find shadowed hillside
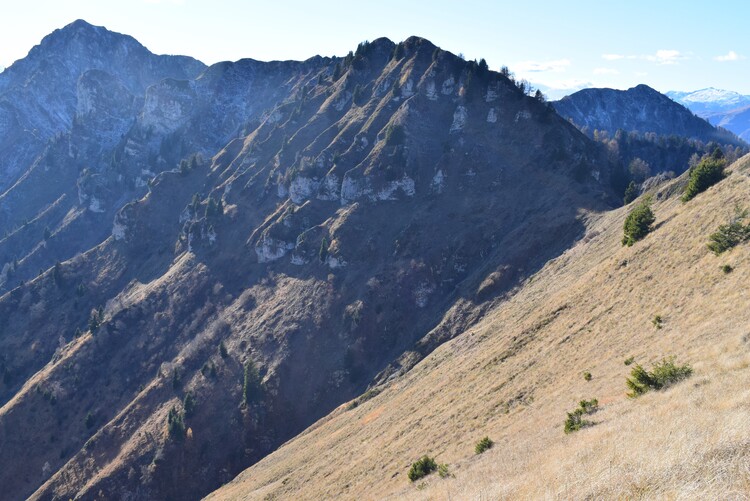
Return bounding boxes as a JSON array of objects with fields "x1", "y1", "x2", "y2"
[
  {"x1": 207, "y1": 155, "x2": 750, "y2": 500},
  {"x1": 0, "y1": 27, "x2": 614, "y2": 501}
]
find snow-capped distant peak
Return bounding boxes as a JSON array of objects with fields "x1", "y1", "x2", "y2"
[
  {"x1": 667, "y1": 87, "x2": 750, "y2": 115},
  {"x1": 682, "y1": 88, "x2": 744, "y2": 104}
]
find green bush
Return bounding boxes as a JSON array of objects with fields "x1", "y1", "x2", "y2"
[
  {"x1": 626, "y1": 357, "x2": 692, "y2": 398},
  {"x1": 624, "y1": 356, "x2": 635, "y2": 366},
  {"x1": 623, "y1": 181, "x2": 639, "y2": 204},
  {"x1": 707, "y1": 207, "x2": 750, "y2": 255},
  {"x1": 622, "y1": 199, "x2": 655, "y2": 246},
  {"x1": 167, "y1": 405, "x2": 186, "y2": 440},
  {"x1": 722, "y1": 264, "x2": 733, "y2": 274},
  {"x1": 652, "y1": 315, "x2": 663, "y2": 329},
  {"x1": 682, "y1": 154, "x2": 726, "y2": 202},
  {"x1": 408, "y1": 455, "x2": 438, "y2": 482},
  {"x1": 583, "y1": 371, "x2": 592, "y2": 381},
  {"x1": 475, "y1": 436, "x2": 494, "y2": 454},
  {"x1": 563, "y1": 398, "x2": 598, "y2": 434},
  {"x1": 437, "y1": 463, "x2": 451, "y2": 478}
]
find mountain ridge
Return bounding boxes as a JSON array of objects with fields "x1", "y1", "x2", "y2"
[
  {"x1": 666, "y1": 88, "x2": 750, "y2": 142},
  {"x1": 2, "y1": 20, "x2": 748, "y2": 501},
  {"x1": 553, "y1": 84, "x2": 743, "y2": 146},
  {"x1": 0, "y1": 22, "x2": 614, "y2": 501}
]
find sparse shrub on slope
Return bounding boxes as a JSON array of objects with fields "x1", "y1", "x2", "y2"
[
  {"x1": 437, "y1": 463, "x2": 452, "y2": 478},
  {"x1": 563, "y1": 398, "x2": 598, "y2": 434},
  {"x1": 682, "y1": 149, "x2": 727, "y2": 202},
  {"x1": 652, "y1": 315, "x2": 663, "y2": 329},
  {"x1": 408, "y1": 456, "x2": 438, "y2": 482},
  {"x1": 475, "y1": 436, "x2": 494, "y2": 454},
  {"x1": 626, "y1": 357, "x2": 692, "y2": 398},
  {"x1": 707, "y1": 206, "x2": 750, "y2": 255},
  {"x1": 622, "y1": 198, "x2": 655, "y2": 246}
]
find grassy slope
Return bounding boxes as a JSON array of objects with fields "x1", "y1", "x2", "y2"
[{"x1": 207, "y1": 155, "x2": 750, "y2": 500}]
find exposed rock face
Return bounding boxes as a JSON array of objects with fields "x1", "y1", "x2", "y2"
[
  {"x1": 0, "y1": 19, "x2": 204, "y2": 189},
  {"x1": 0, "y1": 21, "x2": 334, "y2": 295},
  {"x1": 0, "y1": 27, "x2": 615, "y2": 501},
  {"x1": 553, "y1": 84, "x2": 744, "y2": 145}
]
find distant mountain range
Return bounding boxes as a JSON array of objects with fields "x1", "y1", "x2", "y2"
[
  {"x1": 667, "y1": 88, "x2": 750, "y2": 141},
  {"x1": 552, "y1": 85, "x2": 746, "y2": 192}
]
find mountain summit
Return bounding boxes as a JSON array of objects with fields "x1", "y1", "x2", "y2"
[
  {"x1": 667, "y1": 87, "x2": 750, "y2": 113},
  {"x1": 553, "y1": 84, "x2": 743, "y2": 146},
  {"x1": 2, "y1": 19, "x2": 748, "y2": 501},
  {"x1": 0, "y1": 22, "x2": 614, "y2": 501},
  {"x1": 667, "y1": 88, "x2": 750, "y2": 142}
]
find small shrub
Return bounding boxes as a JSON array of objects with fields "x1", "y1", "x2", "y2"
[
  {"x1": 682, "y1": 154, "x2": 726, "y2": 202},
  {"x1": 84, "y1": 412, "x2": 95, "y2": 429},
  {"x1": 563, "y1": 398, "x2": 598, "y2": 434},
  {"x1": 408, "y1": 455, "x2": 437, "y2": 482},
  {"x1": 437, "y1": 463, "x2": 451, "y2": 478},
  {"x1": 622, "y1": 199, "x2": 655, "y2": 246},
  {"x1": 475, "y1": 436, "x2": 494, "y2": 454},
  {"x1": 578, "y1": 398, "x2": 598, "y2": 413},
  {"x1": 707, "y1": 206, "x2": 750, "y2": 255},
  {"x1": 583, "y1": 371, "x2": 592, "y2": 381},
  {"x1": 563, "y1": 410, "x2": 592, "y2": 434},
  {"x1": 722, "y1": 264, "x2": 733, "y2": 274},
  {"x1": 626, "y1": 357, "x2": 692, "y2": 398},
  {"x1": 652, "y1": 315, "x2": 663, "y2": 329},
  {"x1": 218, "y1": 340, "x2": 228, "y2": 358},
  {"x1": 624, "y1": 356, "x2": 635, "y2": 366}
]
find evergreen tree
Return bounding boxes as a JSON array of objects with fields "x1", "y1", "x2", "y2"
[
  {"x1": 622, "y1": 198, "x2": 655, "y2": 246},
  {"x1": 623, "y1": 181, "x2": 639, "y2": 204},
  {"x1": 242, "y1": 360, "x2": 262, "y2": 405}
]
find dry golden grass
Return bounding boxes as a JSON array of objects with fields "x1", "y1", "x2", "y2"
[{"x1": 207, "y1": 155, "x2": 750, "y2": 501}]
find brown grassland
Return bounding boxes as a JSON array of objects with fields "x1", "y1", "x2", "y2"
[{"x1": 208, "y1": 155, "x2": 750, "y2": 500}]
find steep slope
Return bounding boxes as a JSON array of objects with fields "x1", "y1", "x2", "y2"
[
  {"x1": 0, "y1": 21, "x2": 334, "y2": 295},
  {"x1": 0, "y1": 19, "x2": 204, "y2": 190},
  {"x1": 207, "y1": 155, "x2": 750, "y2": 500},
  {"x1": 706, "y1": 105, "x2": 750, "y2": 142},
  {"x1": 554, "y1": 85, "x2": 747, "y2": 200},
  {"x1": 553, "y1": 84, "x2": 742, "y2": 146},
  {"x1": 0, "y1": 35, "x2": 613, "y2": 501}
]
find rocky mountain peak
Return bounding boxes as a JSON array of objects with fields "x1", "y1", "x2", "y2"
[
  {"x1": 553, "y1": 84, "x2": 744, "y2": 146},
  {"x1": 0, "y1": 23, "x2": 620, "y2": 501}
]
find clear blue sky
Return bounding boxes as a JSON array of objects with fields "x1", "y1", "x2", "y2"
[{"x1": 2, "y1": 0, "x2": 749, "y2": 98}]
